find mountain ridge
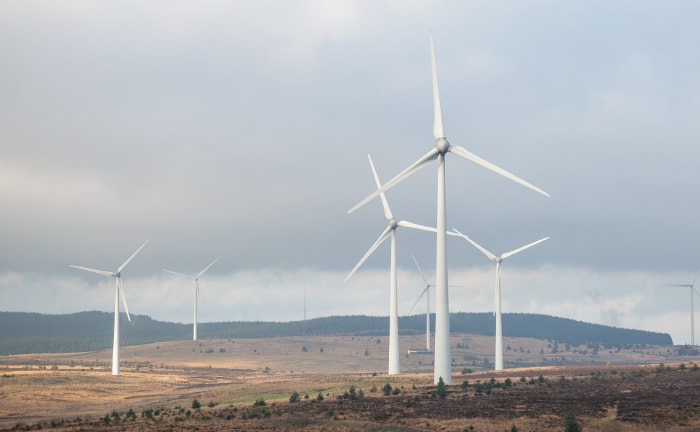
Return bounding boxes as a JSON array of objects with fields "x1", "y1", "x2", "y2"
[{"x1": 0, "y1": 310, "x2": 673, "y2": 355}]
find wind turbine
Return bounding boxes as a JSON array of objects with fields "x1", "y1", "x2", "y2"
[
  {"x1": 408, "y1": 253, "x2": 434, "y2": 352},
  {"x1": 345, "y1": 154, "x2": 438, "y2": 375},
  {"x1": 663, "y1": 269, "x2": 700, "y2": 346},
  {"x1": 408, "y1": 252, "x2": 462, "y2": 352},
  {"x1": 163, "y1": 257, "x2": 220, "y2": 341},
  {"x1": 70, "y1": 239, "x2": 150, "y2": 376},
  {"x1": 348, "y1": 34, "x2": 549, "y2": 384},
  {"x1": 453, "y1": 229, "x2": 547, "y2": 370}
]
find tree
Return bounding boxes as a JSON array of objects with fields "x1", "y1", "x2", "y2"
[
  {"x1": 436, "y1": 377, "x2": 447, "y2": 399},
  {"x1": 564, "y1": 411, "x2": 582, "y2": 432},
  {"x1": 192, "y1": 398, "x2": 201, "y2": 409},
  {"x1": 382, "y1": 383, "x2": 392, "y2": 396}
]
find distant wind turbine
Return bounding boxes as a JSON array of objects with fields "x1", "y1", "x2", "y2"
[
  {"x1": 453, "y1": 228, "x2": 548, "y2": 371},
  {"x1": 348, "y1": 34, "x2": 549, "y2": 384},
  {"x1": 345, "y1": 154, "x2": 438, "y2": 375},
  {"x1": 663, "y1": 269, "x2": 700, "y2": 346},
  {"x1": 70, "y1": 239, "x2": 150, "y2": 376},
  {"x1": 408, "y1": 252, "x2": 462, "y2": 352},
  {"x1": 164, "y1": 257, "x2": 220, "y2": 341},
  {"x1": 408, "y1": 253, "x2": 433, "y2": 352}
]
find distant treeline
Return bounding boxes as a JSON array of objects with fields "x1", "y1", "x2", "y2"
[{"x1": 0, "y1": 311, "x2": 673, "y2": 356}]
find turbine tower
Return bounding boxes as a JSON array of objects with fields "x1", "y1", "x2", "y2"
[
  {"x1": 664, "y1": 269, "x2": 700, "y2": 345},
  {"x1": 453, "y1": 229, "x2": 548, "y2": 370},
  {"x1": 345, "y1": 154, "x2": 438, "y2": 375},
  {"x1": 70, "y1": 239, "x2": 150, "y2": 376},
  {"x1": 348, "y1": 34, "x2": 549, "y2": 384},
  {"x1": 164, "y1": 257, "x2": 220, "y2": 341},
  {"x1": 408, "y1": 253, "x2": 434, "y2": 351}
]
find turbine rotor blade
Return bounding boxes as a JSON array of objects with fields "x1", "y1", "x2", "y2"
[
  {"x1": 408, "y1": 287, "x2": 428, "y2": 315},
  {"x1": 430, "y1": 33, "x2": 445, "y2": 139},
  {"x1": 117, "y1": 277, "x2": 131, "y2": 322},
  {"x1": 410, "y1": 252, "x2": 431, "y2": 287},
  {"x1": 117, "y1": 239, "x2": 151, "y2": 274},
  {"x1": 348, "y1": 149, "x2": 439, "y2": 214},
  {"x1": 501, "y1": 237, "x2": 550, "y2": 260},
  {"x1": 163, "y1": 269, "x2": 194, "y2": 279},
  {"x1": 195, "y1": 257, "x2": 221, "y2": 280},
  {"x1": 344, "y1": 226, "x2": 393, "y2": 281},
  {"x1": 69, "y1": 265, "x2": 114, "y2": 278},
  {"x1": 397, "y1": 220, "x2": 437, "y2": 233},
  {"x1": 368, "y1": 155, "x2": 393, "y2": 221},
  {"x1": 452, "y1": 228, "x2": 497, "y2": 261},
  {"x1": 692, "y1": 269, "x2": 700, "y2": 286},
  {"x1": 448, "y1": 145, "x2": 550, "y2": 197}
]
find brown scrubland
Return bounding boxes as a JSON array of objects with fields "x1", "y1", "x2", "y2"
[{"x1": 1, "y1": 333, "x2": 699, "y2": 431}]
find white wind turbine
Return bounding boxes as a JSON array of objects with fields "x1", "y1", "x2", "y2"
[
  {"x1": 345, "y1": 154, "x2": 438, "y2": 375},
  {"x1": 408, "y1": 252, "x2": 462, "y2": 352},
  {"x1": 348, "y1": 34, "x2": 549, "y2": 384},
  {"x1": 70, "y1": 239, "x2": 150, "y2": 376},
  {"x1": 663, "y1": 269, "x2": 700, "y2": 346},
  {"x1": 408, "y1": 253, "x2": 434, "y2": 352},
  {"x1": 453, "y1": 229, "x2": 548, "y2": 370},
  {"x1": 163, "y1": 257, "x2": 220, "y2": 341}
]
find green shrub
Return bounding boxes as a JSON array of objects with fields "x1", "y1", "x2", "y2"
[
  {"x1": 564, "y1": 411, "x2": 582, "y2": 432},
  {"x1": 436, "y1": 377, "x2": 447, "y2": 399}
]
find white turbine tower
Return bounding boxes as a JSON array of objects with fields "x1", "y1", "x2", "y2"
[
  {"x1": 408, "y1": 253, "x2": 434, "y2": 352},
  {"x1": 164, "y1": 257, "x2": 220, "y2": 341},
  {"x1": 408, "y1": 253, "x2": 462, "y2": 352},
  {"x1": 70, "y1": 239, "x2": 150, "y2": 376},
  {"x1": 348, "y1": 34, "x2": 549, "y2": 384},
  {"x1": 453, "y1": 229, "x2": 548, "y2": 370},
  {"x1": 345, "y1": 154, "x2": 438, "y2": 375},
  {"x1": 663, "y1": 269, "x2": 700, "y2": 346}
]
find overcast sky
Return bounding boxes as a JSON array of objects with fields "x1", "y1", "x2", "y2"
[{"x1": 2, "y1": 1, "x2": 699, "y2": 345}]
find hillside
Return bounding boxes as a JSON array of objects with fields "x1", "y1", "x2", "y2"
[{"x1": 0, "y1": 311, "x2": 673, "y2": 355}]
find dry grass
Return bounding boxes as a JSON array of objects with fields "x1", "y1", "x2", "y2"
[{"x1": 0, "y1": 333, "x2": 698, "y2": 431}]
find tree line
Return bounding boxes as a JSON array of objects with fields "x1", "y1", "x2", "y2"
[{"x1": 0, "y1": 310, "x2": 672, "y2": 355}]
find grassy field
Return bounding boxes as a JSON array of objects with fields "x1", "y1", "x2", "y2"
[{"x1": 1, "y1": 333, "x2": 698, "y2": 431}]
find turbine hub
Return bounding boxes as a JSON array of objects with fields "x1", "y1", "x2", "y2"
[
  {"x1": 389, "y1": 218, "x2": 398, "y2": 229},
  {"x1": 435, "y1": 137, "x2": 450, "y2": 154}
]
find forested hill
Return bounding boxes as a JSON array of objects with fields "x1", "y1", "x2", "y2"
[{"x1": 0, "y1": 311, "x2": 673, "y2": 355}]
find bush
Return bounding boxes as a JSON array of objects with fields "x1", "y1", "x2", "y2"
[
  {"x1": 382, "y1": 383, "x2": 392, "y2": 396},
  {"x1": 289, "y1": 391, "x2": 300, "y2": 403},
  {"x1": 564, "y1": 411, "x2": 582, "y2": 432},
  {"x1": 436, "y1": 377, "x2": 447, "y2": 399},
  {"x1": 192, "y1": 399, "x2": 201, "y2": 409},
  {"x1": 253, "y1": 398, "x2": 266, "y2": 407}
]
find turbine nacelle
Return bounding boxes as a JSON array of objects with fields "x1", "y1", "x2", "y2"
[{"x1": 435, "y1": 137, "x2": 450, "y2": 154}]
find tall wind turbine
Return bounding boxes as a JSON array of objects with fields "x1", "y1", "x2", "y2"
[
  {"x1": 408, "y1": 253, "x2": 434, "y2": 352},
  {"x1": 70, "y1": 239, "x2": 150, "y2": 376},
  {"x1": 345, "y1": 154, "x2": 438, "y2": 375},
  {"x1": 348, "y1": 34, "x2": 549, "y2": 384},
  {"x1": 663, "y1": 269, "x2": 700, "y2": 345},
  {"x1": 453, "y1": 229, "x2": 548, "y2": 370},
  {"x1": 163, "y1": 257, "x2": 220, "y2": 341}
]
